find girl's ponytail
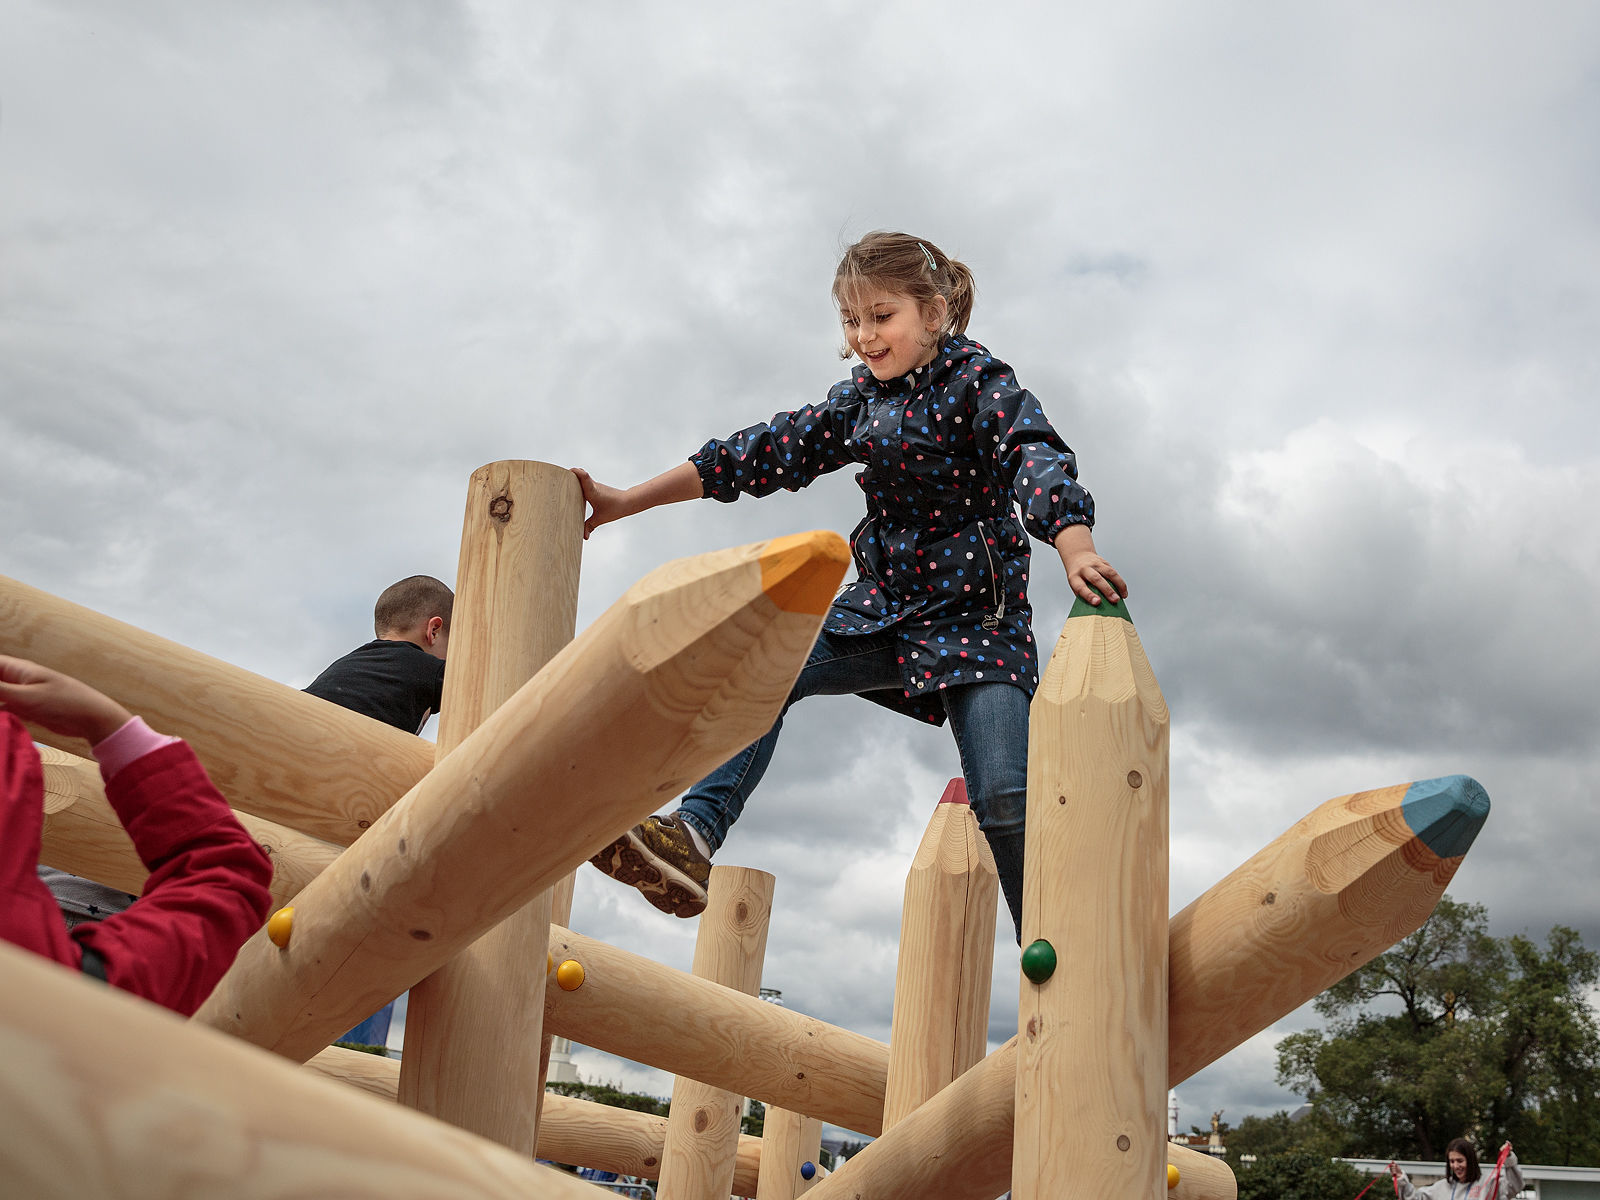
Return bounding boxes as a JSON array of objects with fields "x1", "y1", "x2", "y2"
[{"x1": 833, "y1": 231, "x2": 977, "y2": 340}]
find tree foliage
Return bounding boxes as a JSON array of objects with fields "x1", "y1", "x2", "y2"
[
  {"x1": 1235, "y1": 1150, "x2": 1369, "y2": 1200},
  {"x1": 1275, "y1": 896, "x2": 1600, "y2": 1165}
]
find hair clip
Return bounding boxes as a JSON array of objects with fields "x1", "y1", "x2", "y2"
[{"x1": 918, "y1": 242, "x2": 938, "y2": 273}]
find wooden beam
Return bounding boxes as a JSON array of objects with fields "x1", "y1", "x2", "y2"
[
  {"x1": 1015, "y1": 599, "x2": 1169, "y2": 1198},
  {"x1": 398, "y1": 460, "x2": 582, "y2": 1153},
  {"x1": 304, "y1": 1046, "x2": 765, "y2": 1194},
  {"x1": 0, "y1": 941, "x2": 613, "y2": 1200},
  {"x1": 0, "y1": 573, "x2": 433, "y2": 845},
  {"x1": 543, "y1": 923, "x2": 889, "y2": 1136},
  {"x1": 658, "y1": 865, "x2": 774, "y2": 1199},
  {"x1": 191, "y1": 531, "x2": 847, "y2": 1063},
  {"x1": 808, "y1": 1040, "x2": 1235, "y2": 1200}
]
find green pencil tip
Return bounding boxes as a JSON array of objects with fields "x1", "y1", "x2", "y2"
[{"x1": 1068, "y1": 595, "x2": 1132, "y2": 623}]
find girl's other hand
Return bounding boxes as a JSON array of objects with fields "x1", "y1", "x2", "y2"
[
  {"x1": 0, "y1": 656, "x2": 132, "y2": 745},
  {"x1": 1053, "y1": 523, "x2": 1128, "y2": 607}
]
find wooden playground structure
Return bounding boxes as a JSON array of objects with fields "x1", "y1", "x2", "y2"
[{"x1": 0, "y1": 460, "x2": 1490, "y2": 1198}]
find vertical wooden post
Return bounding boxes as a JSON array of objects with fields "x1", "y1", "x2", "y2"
[
  {"x1": 397, "y1": 460, "x2": 582, "y2": 1153},
  {"x1": 882, "y1": 778, "x2": 997, "y2": 1130},
  {"x1": 1013, "y1": 599, "x2": 1169, "y2": 1199},
  {"x1": 755, "y1": 1107, "x2": 825, "y2": 1199},
  {"x1": 658, "y1": 865, "x2": 775, "y2": 1200}
]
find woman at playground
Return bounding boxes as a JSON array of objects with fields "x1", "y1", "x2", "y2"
[
  {"x1": 1389, "y1": 1139, "x2": 1522, "y2": 1200},
  {"x1": 573, "y1": 230, "x2": 1126, "y2": 939}
]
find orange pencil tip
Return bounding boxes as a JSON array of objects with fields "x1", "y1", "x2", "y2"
[{"x1": 760, "y1": 531, "x2": 850, "y2": 615}]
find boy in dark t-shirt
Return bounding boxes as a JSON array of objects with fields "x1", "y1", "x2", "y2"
[{"x1": 304, "y1": 575, "x2": 453, "y2": 735}]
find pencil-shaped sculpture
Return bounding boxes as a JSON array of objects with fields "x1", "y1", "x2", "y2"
[
  {"x1": 0, "y1": 942, "x2": 610, "y2": 1200},
  {"x1": 302, "y1": 1048, "x2": 764, "y2": 1194},
  {"x1": 1168, "y1": 774, "x2": 1489, "y2": 1082},
  {"x1": 801, "y1": 775, "x2": 1487, "y2": 1199},
  {"x1": 1015, "y1": 598, "x2": 1169, "y2": 1199},
  {"x1": 658, "y1": 865, "x2": 775, "y2": 1199},
  {"x1": 542, "y1": 923, "x2": 890, "y2": 1136},
  {"x1": 882, "y1": 778, "x2": 997, "y2": 1130},
  {"x1": 0, "y1": 574, "x2": 434, "y2": 845},
  {"x1": 37, "y1": 746, "x2": 339, "y2": 909},
  {"x1": 193, "y1": 532, "x2": 848, "y2": 1062}
]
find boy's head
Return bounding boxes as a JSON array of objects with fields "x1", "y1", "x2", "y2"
[{"x1": 374, "y1": 576, "x2": 454, "y2": 660}]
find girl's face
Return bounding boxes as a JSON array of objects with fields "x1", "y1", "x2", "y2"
[
  {"x1": 839, "y1": 287, "x2": 946, "y2": 381},
  {"x1": 1448, "y1": 1151, "x2": 1469, "y2": 1180}
]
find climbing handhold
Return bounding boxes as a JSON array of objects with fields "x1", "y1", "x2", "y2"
[
  {"x1": 1020, "y1": 938, "x2": 1057, "y2": 984},
  {"x1": 555, "y1": 958, "x2": 586, "y2": 991},
  {"x1": 267, "y1": 906, "x2": 295, "y2": 948}
]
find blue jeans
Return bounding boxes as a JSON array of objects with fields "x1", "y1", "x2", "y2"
[{"x1": 676, "y1": 630, "x2": 1030, "y2": 938}]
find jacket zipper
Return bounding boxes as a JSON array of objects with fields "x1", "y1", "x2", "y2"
[{"x1": 979, "y1": 521, "x2": 1005, "y2": 630}]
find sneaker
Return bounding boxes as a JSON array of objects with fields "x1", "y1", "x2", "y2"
[{"x1": 588, "y1": 814, "x2": 711, "y2": 917}]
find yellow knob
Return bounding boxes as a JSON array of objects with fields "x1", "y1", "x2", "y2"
[
  {"x1": 267, "y1": 906, "x2": 295, "y2": 948},
  {"x1": 555, "y1": 959, "x2": 586, "y2": 991},
  {"x1": 1168, "y1": 1162, "x2": 1180, "y2": 1189}
]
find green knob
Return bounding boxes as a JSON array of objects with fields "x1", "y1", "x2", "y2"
[{"x1": 1021, "y1": 939, "x2": 1057, "y2": 984}]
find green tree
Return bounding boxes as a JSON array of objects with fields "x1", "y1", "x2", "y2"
[
  {"x1": 1276, "y1": 896, "x2": 1600, "y2": 1165},
  {"x1": 1235, "y1": 1150, "x2": 1370, "y2": 1200},
  {"x1": 1227, "y1": 1109, "x2": 1343, "y2": 1168},
  {"x1": 545, "y1": 1078, "x2": 670, "y2": 1117}
]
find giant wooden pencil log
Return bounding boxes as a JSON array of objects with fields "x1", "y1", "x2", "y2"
[
  {"x1": 1167, "y1": 774, "x2": 1489, "y2": 1082},
  {"x1": 193, "y1": 532, "x2": 848, "y2": 1061},
  {"x1": 804, "y1": 775, "x2": 1486, "y2": 1197},
  {"x1": 303, "y1": 1047, "x2": 764, "y2": 1194},
  {"x1": 37, "y1": 747, "x2": 339, "y2": 909},
  {"x1": 659, "y1": 865, "x2": 775, "y2": 1200},
  {"x1": 544, "y1": 923, "x2": 889, "y2": 1136},
  {"x1": 754, "y1": 1107, "x2": 824, "y2": 1200},
  {"x1": 0, "y1": 943, "x2": 611, "y2": 1200},
  {"x1": 806, "y1": 1040, "x2": 1234, "y2": 1200},
  {"x1": 0, "y1": 575, "x2": 434, "y2": 846},
  {"x1": 1015, "y1": 599, "x2": 1168, "y2": 1199},
  {"x1": 399, "y1": 460, "x2": 581, "y2": 1152},
  {"x1": 882, "y1": 778, "x2": 996, "y2": 1130}
]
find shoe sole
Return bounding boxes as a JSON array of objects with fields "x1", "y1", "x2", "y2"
[{"x1": 589, "y1": 828, "x2": 709, "y2": 918}]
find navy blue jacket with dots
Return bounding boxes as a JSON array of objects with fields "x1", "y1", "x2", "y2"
[{"x1": 690, "y1": 334, "x2": 1095, "y2": 725}]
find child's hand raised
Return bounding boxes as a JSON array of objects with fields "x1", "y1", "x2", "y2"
[
  {"x1": 570, "y1": 467, "x2": 630, "y2": 540},
  {"x1": 0, "y1": 656, "x2": 133, "y2": 745}
]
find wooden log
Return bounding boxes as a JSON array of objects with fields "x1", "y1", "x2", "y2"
[
  {"x1": 544, "y1": 923, "x2": 889, "y2": 1136},
  {"x1": 1014, "y1": 598, "x2": 1169, "y2": 1199},
  {"x1": 192, "y1": 531, "x2": 847, "y2": 1062},
  {"x1": 303, "y1": 1047, "x2": 763, "y2": 1194},
  {"x1": 882, "y1": 778, "x2": 997, "y2": 1130},
  {"x1": 1168, "y1": 774, "x2": 1489, "y2": 1083},
  {"x1": 0, "y1": 574, "x2": 434, "y2": 845},
  {"x1": 0, "y1": 941, "x2": 615, "y2": 1200},
  {"x1": 36, "y1": 746, "x2": 339, "y2": 909},
  {"x1": 659, "y1": 865, "x2": 775, "y2": 1199},
  {"x1": 754, "y1": 1107, "x2": 824, "y2": 1199},
  {"x1": 804, "y1": 775, "x2": 1488, "y2": 1198},
  {"x1": 806, "y1": 1040, "x2": 1233, "y2": 1200},
  {"x1": 398, "y1": 460, "x2": 582, "y2": 1153}
]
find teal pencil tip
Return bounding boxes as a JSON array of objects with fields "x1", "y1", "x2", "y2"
[
  {"x1": 1401, "y1": 775, "x2": 1490, "y2": 858},
  {"x1": 1068, "y1": 595, "x2": 1132, "y2": 623}
]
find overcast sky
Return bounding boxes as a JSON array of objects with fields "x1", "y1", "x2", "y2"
[{"x1": 4, "y1": 0, "x2": 1597, "y2": 1146}]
